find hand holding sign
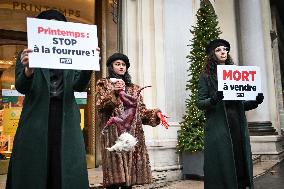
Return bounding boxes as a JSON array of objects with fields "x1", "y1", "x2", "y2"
[
  {"x1": 256, "y1": 93, "x2": 264, "y2": 104},
  {"x1": 210, "y1": 91, "x2": 224, "y2": 105},
  {"x1": 20, "y1": 49, "x2": 34, "y2": 77}
]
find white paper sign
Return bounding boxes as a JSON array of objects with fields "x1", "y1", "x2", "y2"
[
  {"x1": 217, "y1": 65, "x2": 261, "y2": 100},
  {"x1": 27, "y1": 17, "x2": 100, "y2": 70}
]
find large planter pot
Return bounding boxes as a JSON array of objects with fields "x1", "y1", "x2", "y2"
[{"x1": 182, "y1": 151, "x2": 204, "y2": 179}]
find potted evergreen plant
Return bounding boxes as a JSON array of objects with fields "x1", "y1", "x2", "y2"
[{"x1": 177, "y1": 0, "x2": 221, "y2": 179}]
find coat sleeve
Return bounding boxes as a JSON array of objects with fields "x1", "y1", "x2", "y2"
[
  {"x1": 15, "y1": 51, "x2": 34, "y2": 94},
  {"x1": 95, "y1": 79, "x2": 121, "y2": 113},
  {"x1": 138, "y1": 95, "x2": 161, "y2": 127},
  {"x1": 73, "y1": 70, "x2": 93, "y2": 92},
  {"x1": 243, "y1": 100, "x2": 258, "y2": 111},
  {"x1": 196, "y1": 74, "x2": 215, "y2": 110}
]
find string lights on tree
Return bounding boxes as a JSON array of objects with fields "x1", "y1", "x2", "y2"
[{"x1": 177, "y1": 0, "x2": 221, "y2": 153}]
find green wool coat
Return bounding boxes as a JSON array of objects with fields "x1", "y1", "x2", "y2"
[
  {"x1": 197, "y1": 73, "x2": 258, "y2": 189},
  {"x1": 6, "y1": 55, "x2": 92, "y2": 189}
]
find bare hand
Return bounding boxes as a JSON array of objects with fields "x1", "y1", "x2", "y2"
[
  {"x1": 113, "y1": 79, "x2": 125, "y2": 91},
  {"x1": 96, "y1": 47, "x2": 100, "y2": 53},
  {"x1": 96, "y1": 47, "x2": 101, "y2": 61},
  {"x1": 21, "y1": 49, "x2": 32, "y2": 66},
  {"x1": 21, "y1": 48, "x2": 34, "y2": 77}
]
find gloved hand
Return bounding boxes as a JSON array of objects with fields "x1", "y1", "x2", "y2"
[
  {"x1": 256, "y1": 93, "x2": 264, "y2": 104},
  {"x1": 210, "y1": 91, "x2": 224, "y2": 105},
  {"x1": 157, "y1": 112, "x2": 170, "y2": 129}
]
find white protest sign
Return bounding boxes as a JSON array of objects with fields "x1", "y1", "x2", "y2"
[
  {"x1": 217, "y1": 65, "x2": 261, "y2": 100},
  {"x1": 27, "y1": 17, "x2": 100, "y2": 70}
]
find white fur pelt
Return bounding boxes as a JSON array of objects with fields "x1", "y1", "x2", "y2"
[{"x1": 106, "y1": 132, "x2": 138, "y2": 152}]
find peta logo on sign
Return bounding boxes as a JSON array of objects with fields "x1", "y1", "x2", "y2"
[
  {"x1": 236, "y1": 93, "x2": 244, "y2": 97},
  {"x1": 60, "y1": 58, "x2": 72, "y2": 64}
]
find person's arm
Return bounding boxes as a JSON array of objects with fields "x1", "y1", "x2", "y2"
[
  {"x1": 15, "y1": 49, "x2": 34, "y2": 94},
  {"x1": 73, "y1": 70, "x2": 93, "y2": 92},
  {"x1": 243, "y1": 101, "x2": 258, "y2": 111},
  {"x1": 138, "y1": 95, "x2": 161, "y2": 126},
  {"x1": 243, "y1": 93, "x2": 264, "y2": 111},
  {"x1": 196, "y1": 74, "x2": 222, "y2": 110},
  {"x1": 95, "y1": 79, "x2": 121, "y2": 113}
]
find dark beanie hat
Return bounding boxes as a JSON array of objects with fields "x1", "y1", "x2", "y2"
[
  {"x1": 206, "y1": 39, "x2": 230, "y2": 54},
  {"x1": 36, "y1": 9, "x2": 67, "y2": 22},
  {"x1": 106, "y1": 53, "x2": 130, "y2": 68}
]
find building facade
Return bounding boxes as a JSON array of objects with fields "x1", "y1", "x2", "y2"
[
  {"x1": 0, "y1": 0, "x2": 283, "y2": 180},
  {"x1": 119, "y1": 0, "x2": 284, "y2": 179}
]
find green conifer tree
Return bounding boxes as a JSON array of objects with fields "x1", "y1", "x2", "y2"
[{"x1": 177, "y1": 1, "x2": 221, "y2": 152}]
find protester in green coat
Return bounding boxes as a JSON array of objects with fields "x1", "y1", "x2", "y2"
[
  {"x1": 6, "y1": 10, "x2": 97, "y2": 189},
  {"x1": 197, "y1": 39, "x2": 264, "y2": 189}
]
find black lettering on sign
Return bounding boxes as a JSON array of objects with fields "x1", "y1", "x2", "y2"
[{"x1": 11, "y1": 2, "x2": 81, "y2": 18}]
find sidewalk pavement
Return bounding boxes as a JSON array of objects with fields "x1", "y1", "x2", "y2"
[
  {"x1": 161, "y1": 160, "x2": 279, "y2": 189},
  {"x1": 254, "y1": 160, "x2": 284, "y2": 189},
  {"x1": 0, "y1": 160, "x2": 279, "y2": 189},
  {"x1": 89, "y1": 159, "x2": 279, "y2": 189}
]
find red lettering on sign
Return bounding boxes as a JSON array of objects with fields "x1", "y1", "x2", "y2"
[
  {"x1": 242, "y1": 71, "x2": 249, "y2": 81},
  {"x1": 249, "y1": 71, "x2": 256, "y2": 81},
  {"x1": 223, "y1": 70, "x2": 232, "y2": 80},
  {"x1": 233, "y1": 70, "x2": 241, "y2": 81},
  {"x1": 38, "y1": 26, "x2": 44, "y2": 33},
  {"x1": 223, "y1": 69, "x2": 257, "y2": 81}
]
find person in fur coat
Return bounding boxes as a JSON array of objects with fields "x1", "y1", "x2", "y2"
[{"x1": 95, "y1": 53, "x2": 167, "y2": 189}]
